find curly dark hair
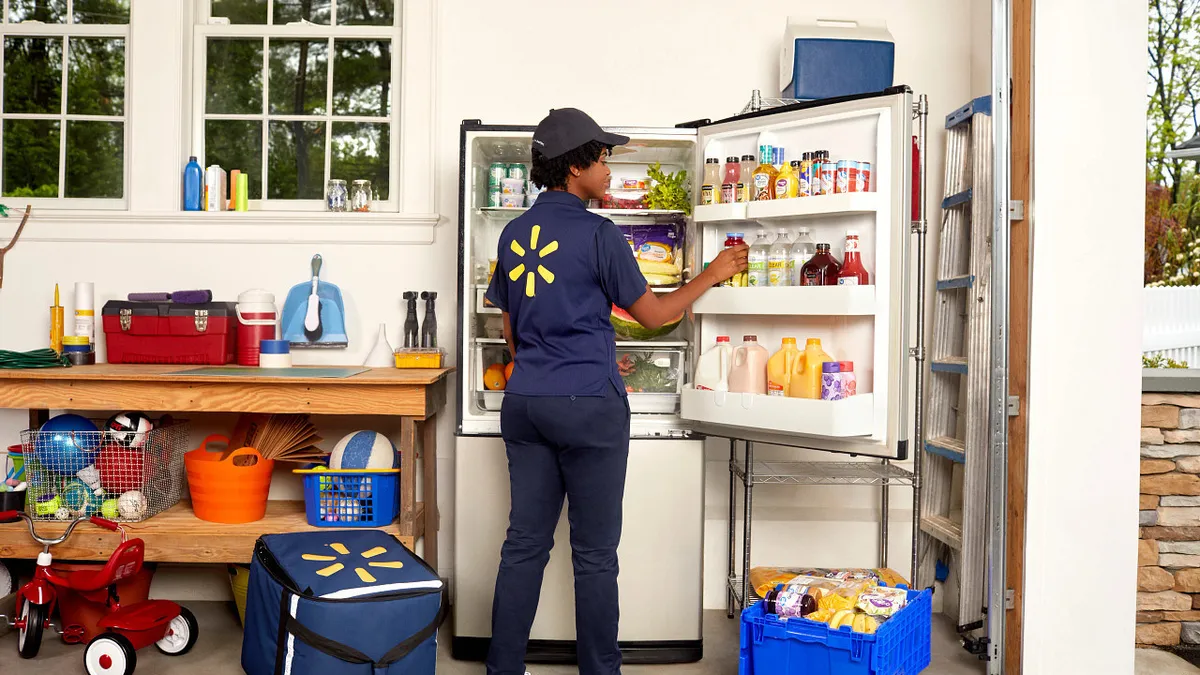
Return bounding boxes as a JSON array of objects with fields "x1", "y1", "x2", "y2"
[{"x1": 530, "y1": 140, "x2": 610, "y2": 191}]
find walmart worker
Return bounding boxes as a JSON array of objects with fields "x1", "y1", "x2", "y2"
[{"x1": 484, "y1": 108, "x2": 748, "y2": 675}]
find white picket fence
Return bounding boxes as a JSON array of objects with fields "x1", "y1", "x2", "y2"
[{"x1": 1145, "y1": 286, "x2": 1200, "y2": 366}]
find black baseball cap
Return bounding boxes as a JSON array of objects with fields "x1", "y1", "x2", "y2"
[{"x1": 532, "y1": 108, "x2": 629, "y2": 159}]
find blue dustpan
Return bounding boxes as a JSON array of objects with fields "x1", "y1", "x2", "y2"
[{"x1": 281, "y1": 254, "x2": 349, "y2": 348}]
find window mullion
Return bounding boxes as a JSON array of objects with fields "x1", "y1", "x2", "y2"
[
  {"x1": 58, "y1": 34, "x2": 68, "y2": 198},
  {"x1": 267, "y1": 0, "x2": 274, "y2": 25},
  {"x1": 324, "y1": 36, "x2": 333, "y2": 191},
  {"x1": 331, "y1": 0, "x2": 338, "y2": 26},
  {"x1": 260, "y1": 35, "x2": 268, "y2": 200},
  {"x1": 66, "y1": 0, "x2": 72, "y2": 24},
  {"x1": 0, "y1": 29, "x2": 6, "y2": 194}
]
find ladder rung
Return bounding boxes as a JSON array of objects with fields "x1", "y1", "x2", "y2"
[
  {"x1": 945, "y1": 95, "x2": 993, "y2": 129},
  {"x1": 925, "y1": 437, "x2": 966, "y2": 463},
  {"x1": 936, "y1": 275, "x2": 975, "y2": 291},
  {"x1": 920, "y1": 515, "x2": 963, "y2": 550},
  {"x1": 942, "y1": 188, "x2": 973, "y2": 210},
  {"x1": 931, "y1": 357, "x2": 968, "y2": 374}
]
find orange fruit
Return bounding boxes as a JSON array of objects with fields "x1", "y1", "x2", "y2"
[
  {"x1": 504, "y1": 361, "x2": 515, "y2": 381},
  {"x1": 484, "y1": 364, "x2": 507, "y2": 391}
]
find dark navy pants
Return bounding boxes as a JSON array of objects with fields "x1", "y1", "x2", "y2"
[{"x1": 486, "y1": 386, "x2": 630, "y2": 675}]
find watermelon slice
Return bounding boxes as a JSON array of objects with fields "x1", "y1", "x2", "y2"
[{"x1": 610, "y1": 305, "x2": 683, "y2": 340}]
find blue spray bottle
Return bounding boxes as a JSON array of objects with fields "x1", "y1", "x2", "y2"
[{"x1": 183, "y1": 156, "x2": 203, "y2": 211}]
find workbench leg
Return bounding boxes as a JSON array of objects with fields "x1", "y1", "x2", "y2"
[
  {"x1": 399, "y1": 417, "x2": 417, "y2": 547},
  {"x1": 421, "y1": 413, "x2": 438, "y2": 573},
  {"x1": 28, "y1": 409, "x2": 48, "y2": 431}
]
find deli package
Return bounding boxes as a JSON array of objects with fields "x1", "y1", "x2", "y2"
[{"x1": 621, "y1": 221, "x2": 683, "y2": 286}]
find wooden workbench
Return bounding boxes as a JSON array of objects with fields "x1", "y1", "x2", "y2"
[{"x1": 0, "y1": 364, "x2": 450, "y2": 569}]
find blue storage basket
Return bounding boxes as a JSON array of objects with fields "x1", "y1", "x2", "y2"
[
  {"x1": 780, "y1": 19, "x2": 895, "y2": 100},
  {"x1": 296, "y1": 468, "x2": 400, "y2": 528},
  {"x1": 739, "y1": 584, "x2": 931, "y2": 675}
]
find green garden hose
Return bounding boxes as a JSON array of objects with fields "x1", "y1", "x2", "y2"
[{"x1": 0, "y1": 348, "x2": 70, "y2": 369}]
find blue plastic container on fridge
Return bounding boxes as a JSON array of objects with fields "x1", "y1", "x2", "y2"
[
  {"x1": 780, "y1": 18, "x2": 895, "y2": 100},
  {"x1": 738, "y1": 584, "x2": 931, "y2": 675}
]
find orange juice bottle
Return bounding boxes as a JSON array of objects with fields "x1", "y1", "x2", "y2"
[
  {"x1": 767, "y1": 337, "x2": 802, "y2": 396},
  {"x1": 789, "y1": 338, "x2": 832, "y2": 399}
]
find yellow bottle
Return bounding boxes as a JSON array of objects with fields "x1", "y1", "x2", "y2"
[
  {"x1": 751, "y1": 145, "x2": 779, "y2": 201},
  {"x1": 767, "y1": 338, "x2": 802, "y2": 396},
  {"x1": 774, "y1": 160, "x2": 799, "y2": 200},
  {"x1": 789, "y1": 338, "x2": 832, "y2": 399}
]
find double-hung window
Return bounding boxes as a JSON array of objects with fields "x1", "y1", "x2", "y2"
[
  {"x1": 0, "y1": 0, "x2": 129, "y2": 205},
  {"x1": 194, "y1": 0, "x2": 398, "y2": 210}
]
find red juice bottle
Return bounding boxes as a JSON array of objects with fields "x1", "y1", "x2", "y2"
[
  {"x1": 721, "y1": 232, "x2": 748, "y2": 287},
  {"x1": 800, "y1": 243, "x2": 842, "y2": 286},
  {"x1": 837, "y1": 230, "x2": 870, "y2": 285}
]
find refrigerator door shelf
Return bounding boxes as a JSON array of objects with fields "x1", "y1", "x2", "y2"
[
  {"x1": 692, "y1": 285, "x2": 876, "y2": 316},
  {"x1": 681, "y1": 388, "x2": 874, "y2": 438}
]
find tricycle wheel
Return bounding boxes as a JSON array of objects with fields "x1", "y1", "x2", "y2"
[
  {"x1": 84, "y1": 632, "x2": 137, "y2": 675},
  {"x1": 17, "y1": 599, "x2": 46, "y2": 659},
  {"x1": 155, "y1": 606, "x2": 198, "y2": 656}
]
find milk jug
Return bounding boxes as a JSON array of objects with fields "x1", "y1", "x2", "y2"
[
  {"x1": 694, "y1": 336, "x2": 733, "y2": 392},
  {"x1": 767, "y1": 337, "x2": 802, "y2": 396},
  {"x1": 729, "y1": 335, "x2": 769, "y2": 395},
  {"x1": 789, "y1": 338, "x2": 832, "y2": 399}
]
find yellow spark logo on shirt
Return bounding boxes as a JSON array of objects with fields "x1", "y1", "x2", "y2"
[
  {"x1": 302, "y1": 542, "x2": 404, "y2": 583},
  {"x1": 507, "y1": 224, "x2": 558, "y2": 297}
]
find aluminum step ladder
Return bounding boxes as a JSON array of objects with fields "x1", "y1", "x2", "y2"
[{"x1": 918, "y1": 96, "x2": 993, "y2": 633}]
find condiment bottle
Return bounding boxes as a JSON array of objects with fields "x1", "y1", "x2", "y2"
[
  {"x1": 701, "y1": 158, "x2": 721, "y2": 205},
  {"x1": 739, "y1": 154, "x2": 757, "y2": 202},
  {"x1": 752, "y1": 145, "x2": 778, "y2": 201},
  {"x1": 837, "y1": 230, "x2": 870, "y2": 285},
  {"x1": 800, "y1": 243, "x2": 842, "y2": 286}
]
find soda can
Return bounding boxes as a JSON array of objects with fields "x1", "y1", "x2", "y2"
[
  {"x1": 507, "y1": 163, "x2": 528, "y2": 180},
  {"x1": 857, "y1": 161, "x2": 872, "y2": 192},
  {"x1": 720, "y1": 183, "x2": 735, "y2": 204},
  {"x1": 835, "y1": 160, "x2": 850, "y2": 194},
  {"x1": 488, "y1": 189, "x2": 502, "y2": 207},
  {"x1": 847, "y1": 162, "x2": 859, "y2": 193},
  {"x1": 488, "y1": 163, "x2": 508, "y2": 189},
  {"x1": 820, "y1": 162, "x2": 835, "y2": 196}
]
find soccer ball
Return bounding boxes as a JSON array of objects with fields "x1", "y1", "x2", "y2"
[{"x1": 105, "y1": 412, "x2": 154, "y2": 449}]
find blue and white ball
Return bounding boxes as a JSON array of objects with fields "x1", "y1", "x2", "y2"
[{"x1": 329, "y1": 431, "x2": 397, "y2": 471}]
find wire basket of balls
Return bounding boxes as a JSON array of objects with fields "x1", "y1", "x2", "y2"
[{"x1": 20, "y1": 412, "x2": 188, "y2": 523}]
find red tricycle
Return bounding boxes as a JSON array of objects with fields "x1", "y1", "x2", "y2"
[{"x1": 0, "y1": 510, "x2": 198, "y2": 675}]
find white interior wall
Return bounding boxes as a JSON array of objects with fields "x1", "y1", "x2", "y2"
[
  {"x1": 0, "y1": 1, "x2": 973, "y2": 608},
  {"x1": 1023, "y1": 0, "x2": 1144, "y2": 672}
]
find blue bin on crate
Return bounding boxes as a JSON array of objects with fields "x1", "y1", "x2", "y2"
[
  {"x1": 295, "y1": 468, "x2": 400, "y2": 527},
  {"x1": 739, "y1": 584, "x2": 931, "y2": 675}
]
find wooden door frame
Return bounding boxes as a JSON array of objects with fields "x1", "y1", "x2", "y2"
[{"x1": 1004, "y1": 0, "x2": 1032, "y2": 671}]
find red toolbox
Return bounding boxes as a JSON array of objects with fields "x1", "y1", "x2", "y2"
[{"x1": 102, "y1": 301, "x2": 238, "y2": 365}]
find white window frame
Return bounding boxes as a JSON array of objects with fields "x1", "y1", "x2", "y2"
[
  {"x1": 191, "y1": 3, "x2": 402, "y2": 212},
  {"x1": 0, "y1": 1, "x2": 131, "y2": 210}
]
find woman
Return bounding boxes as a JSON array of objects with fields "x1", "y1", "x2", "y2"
[{"x1": 484, "y1": 108, "x2": 747, "y2": 675}]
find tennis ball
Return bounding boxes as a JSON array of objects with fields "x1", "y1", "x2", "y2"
[{"x1": 101, "y1": 499, "x2": 119, "y2": 519}]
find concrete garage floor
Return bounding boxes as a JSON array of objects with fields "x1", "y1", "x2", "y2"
[{"x1": 0, "y1": 601, "x2": 1002, "y2": 674}]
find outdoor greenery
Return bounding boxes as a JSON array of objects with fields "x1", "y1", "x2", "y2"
[
  {"x1": 1144, "y1": 354, "x2": 1191, "y2": 368},
  {"x1": 1147, "y1": 0, "x2": 1200, "y2": 285},
  {"x1": 205, "y1": 0, "x2": 394, "y2": 202},
  {"x1": 1, "y1": 0, "x2": 128, "y2": 199}
]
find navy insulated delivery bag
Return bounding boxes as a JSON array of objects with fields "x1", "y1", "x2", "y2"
[{"x1": 242, "y1": 530, "x2": 446, "y2": 675}]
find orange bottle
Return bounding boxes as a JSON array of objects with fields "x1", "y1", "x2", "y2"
[
  {"x1": 767, "y1": 338, "x2": 802, "y2": 396},
  {"x1": 789, "y1": 338, "x2": 832, "y2": 399}
]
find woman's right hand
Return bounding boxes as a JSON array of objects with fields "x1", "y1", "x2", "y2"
[{"x1": 704, "y1": 244, "x2": 749, "y2": 285}]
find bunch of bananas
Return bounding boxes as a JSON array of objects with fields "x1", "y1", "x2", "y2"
[{"x1": 828, "y1": 609, "x2": 878, "y2": 634}]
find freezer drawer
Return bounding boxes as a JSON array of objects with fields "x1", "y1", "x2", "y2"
[{"x1": 453, "y1": 435, "x2": 705, "y2": 663}]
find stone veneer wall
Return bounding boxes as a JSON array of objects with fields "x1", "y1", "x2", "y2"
[{"x1": 1139, "y1": 377, "x2": 1200, "y2": 649}]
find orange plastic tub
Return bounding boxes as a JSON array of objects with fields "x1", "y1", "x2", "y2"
[{"x1": 184, "y1": 435, "x2": 274, "y2": 524}]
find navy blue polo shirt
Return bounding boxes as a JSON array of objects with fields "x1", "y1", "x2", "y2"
[{"x1": 485, "y1": 190, "x2": 648, "y2": 397}]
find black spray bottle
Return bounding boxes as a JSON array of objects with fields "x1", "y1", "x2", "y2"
[
  {"x1": 420, "y1": 291, "x2": 437, "y2": 348},
  {"x1": 402, "y1": 291, "x2": 419, "y2": 348}
]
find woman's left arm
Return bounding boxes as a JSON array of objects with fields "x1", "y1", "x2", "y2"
[{"x1": 502, "y1": 312, "x2": 515, "y2": 359}]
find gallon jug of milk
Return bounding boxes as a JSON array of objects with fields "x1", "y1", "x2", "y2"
[
  {"x1": 729, "y1": 335, "x2": 769, "y2": 395},
  {"x1": 694, "y1": 336, "x2": 733, "y2": 392}
]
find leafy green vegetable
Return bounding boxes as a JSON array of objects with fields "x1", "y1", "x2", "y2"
[
  {"x1": 618, "y1": 352, "x2": 678, "y2": 393},
  {"x1": 646, "y1": 162, "x2": 691, "y2": 215}
]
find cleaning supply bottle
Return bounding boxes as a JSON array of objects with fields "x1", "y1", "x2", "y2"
[
  {"x1": 183, "y1": 156, "x2": 203, "y2": 211},
  {"x1": 767, "y1": 337, "x2": 802, "y2": 396},
  {"x1": 420, "y1": 291, "x2": 438, "y2": 348},
  {"x1": 790, "y1": 338, "x2": 832, "y2": 399},
  {"x1": 694, "y1": 336, "x2": 733, "y2": 392},
  {"x1": 728, "y1": 335, "x2": 769, "y2": 395}
]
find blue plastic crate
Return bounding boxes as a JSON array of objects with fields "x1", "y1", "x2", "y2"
[
  {"x1": 739, "y1": 584, "x2": 932, "y2": 675},
  {"x1": 296, "y1": 468, "x2": 400, "y2": 527}
]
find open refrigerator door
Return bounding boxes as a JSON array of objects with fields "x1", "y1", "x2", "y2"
[
  {"x1": 681, "y1": 87, "x2": 915, "y2": 460},
  {"x1": 455, "y1": 123, "x2": 699, "y2": 438}
]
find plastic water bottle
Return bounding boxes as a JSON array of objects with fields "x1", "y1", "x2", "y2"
[
  {"x1": 183, "y1": 156, "x2": 203, "y2": 211},
  {"x1": 768, "y1": 228, "x2": 792, "y2": 287},
  {"x1": 747, "y1": 228, "x2": 771, "y2": 288},
  {"x1": 790, "y1": 227, "x2": 817, "y2": 286}
]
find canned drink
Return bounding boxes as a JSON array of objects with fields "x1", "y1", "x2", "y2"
[
  {"x1": 488, "y1": 163, "x2": 508, "y2": 189},
  {"x1": 820, "y1": 162, "x2": 835, "y2": 196},
  {"x1": 507, "y1": 163, "x2": 528, "y2": 180},
  {"x1": 848, "y1": 162, "x2": 859, "y2": 192},
  {"x1": 720, "y1": 183, "x2": 735, "y2": 204},
  {"x1": 857, "y1": 161, "x2": 872, "y2": 192},
  {"x1": 488, "y1": 189, "x2": 502, "y2": 207},
  {"x1": 835, "y1": 160, "x2": 850, "y2": 194}
]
